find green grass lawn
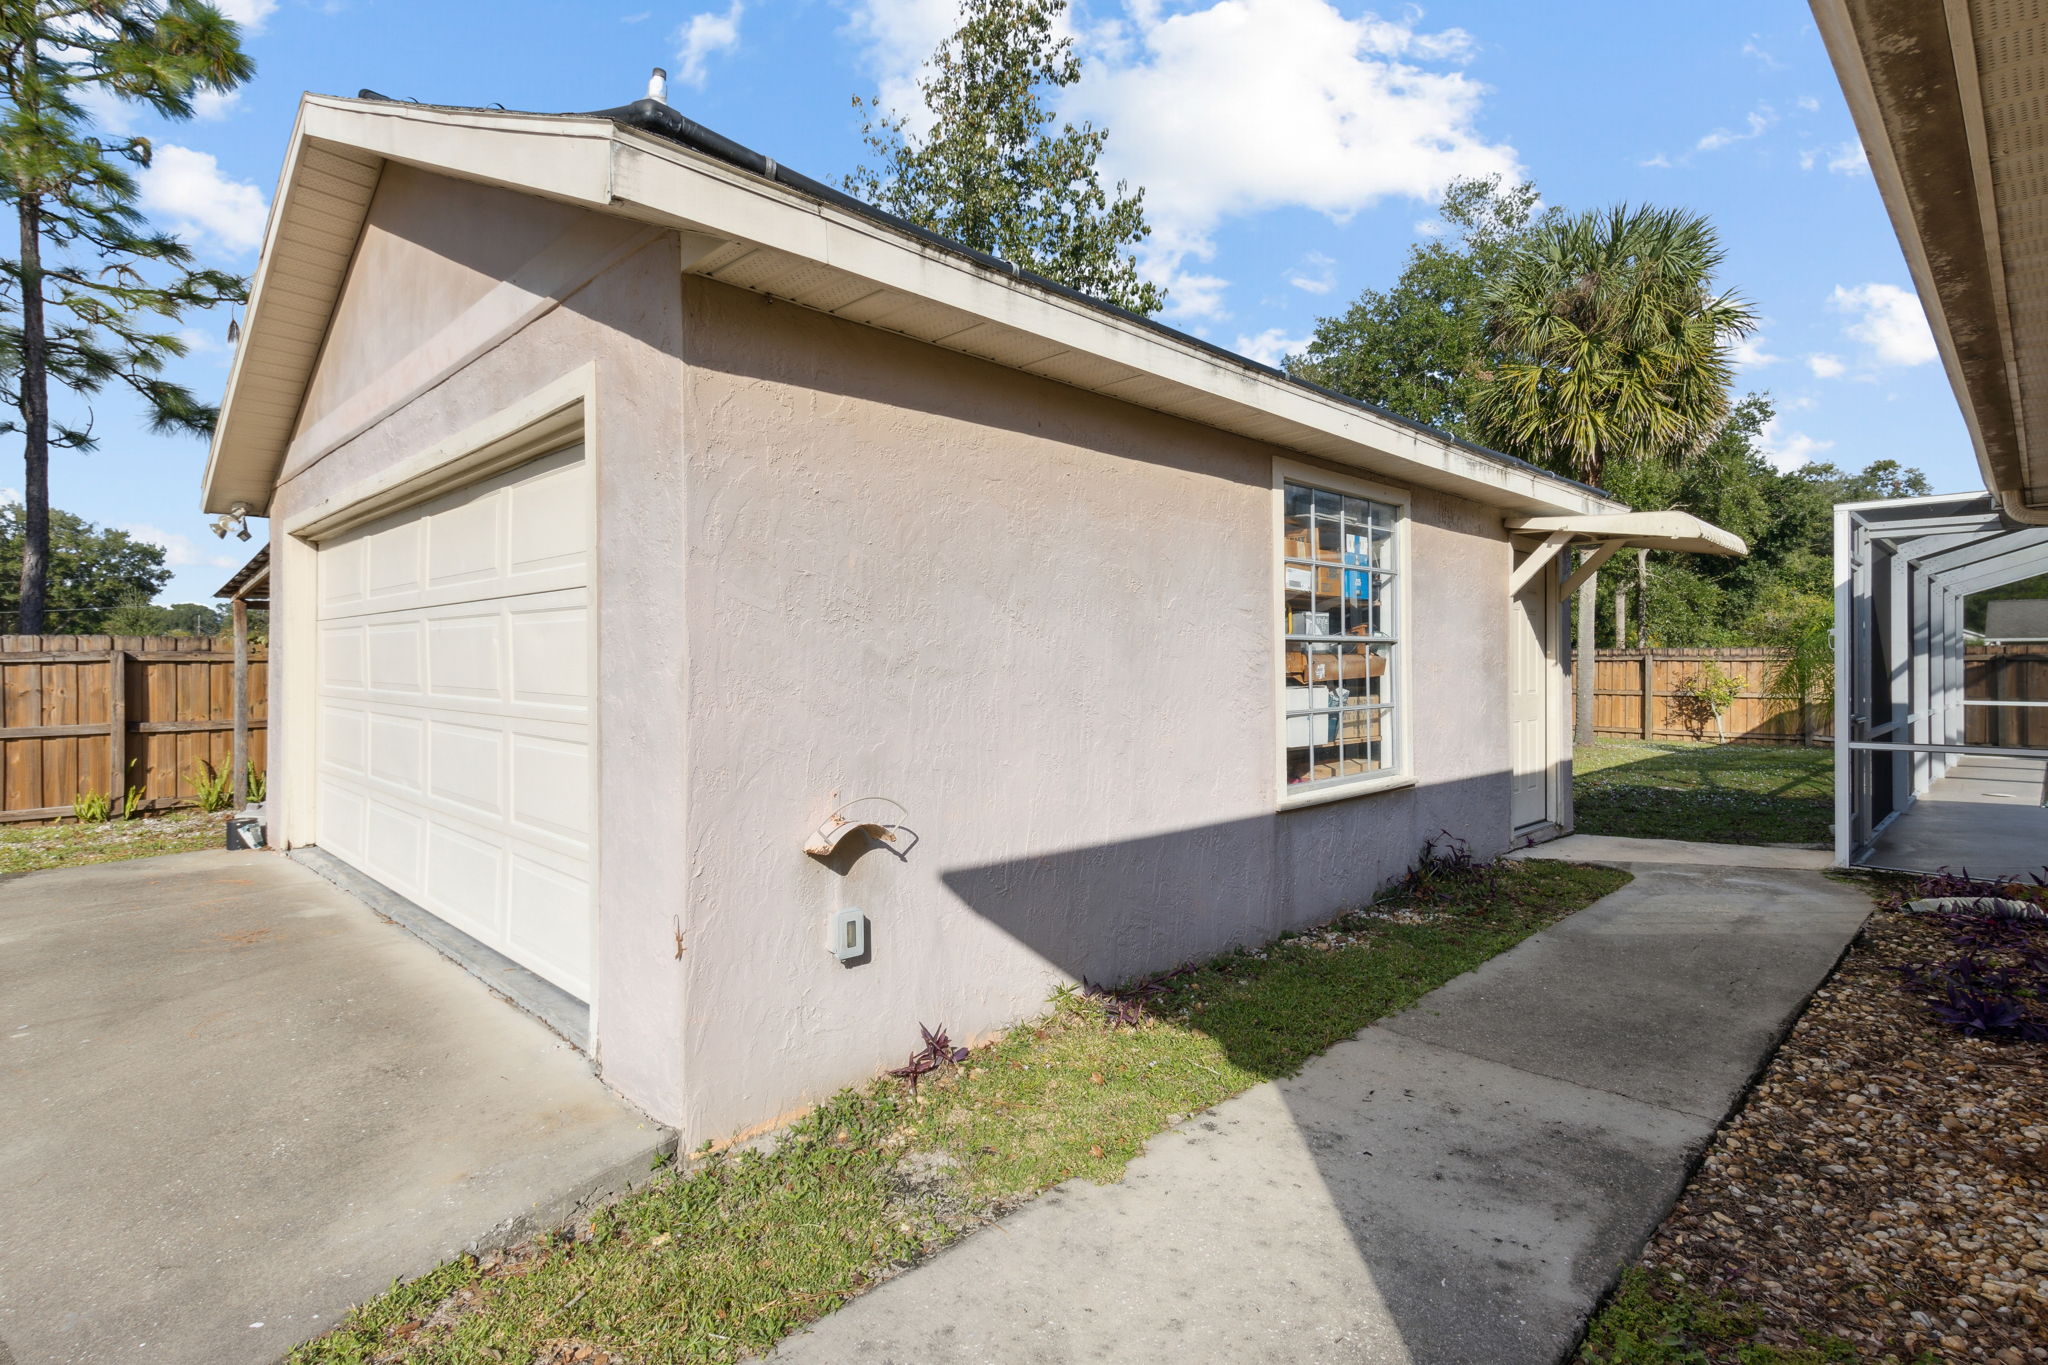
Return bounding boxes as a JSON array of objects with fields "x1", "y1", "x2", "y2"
[
  {"x1": 290, "y1": 856, "x2": 1629, "y2": 1365},
  {"x1": 1573, "y1": 739, "x2": 1832, "y2": 846},
  {"x1": 0, "y1": 809, "x2": 228, "y2": 876}
]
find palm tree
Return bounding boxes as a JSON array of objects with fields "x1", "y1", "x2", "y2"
[{"x1": 1471, "y1": 205, "x2": 1756, "y2": 487}]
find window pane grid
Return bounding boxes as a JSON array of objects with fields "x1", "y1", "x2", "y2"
[{"x1": 1283, "y1": 479, "x2": 1399, "y2": 791}]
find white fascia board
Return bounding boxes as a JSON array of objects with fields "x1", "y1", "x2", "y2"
[
  {"x1": 604, "y1": 130, "x2": 1619, "y2": 518},
  {"x1": 296, "y1": 97, "x2": 616, "y2": 209},
  {"x1": 201, "y1": 98, "x2": 317, "y2": 513}
]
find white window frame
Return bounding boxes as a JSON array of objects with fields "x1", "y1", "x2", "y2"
[{"x1": 1272, "y1": 459, "x2": 1415, "y2": 810}]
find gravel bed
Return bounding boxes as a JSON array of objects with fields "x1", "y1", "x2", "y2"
[{"x1": 1618, "y1": 901, "x2": 2048, "y2": 1362}]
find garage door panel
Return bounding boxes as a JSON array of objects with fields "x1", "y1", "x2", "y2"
[
  {"x1": 428, "y1": 720, "x2": 505, "y2": 815},
  {"x1": 317, "y1": 445, "x2": 594, "y2": 1002},
  {"x1": 363, "y1": 802, "x2": 425, "y2": 893},
  {"x1": 507, "y1": 857, "x2": 591, "y2": 998},
  {"x1": 509, "y1": 734, "x2": 590, "y2": 839},
  {"x1": 365, "y1": 621, "x2": 424, "y2": 693},
  {"x1": 321, "y1": 705, "x2": 367, "y2": 774},
  {"x1": 427, "y1": 613, "x2": 504, "y2": 700},
  {"x1": 508, "y1": 460, "x2": 590, "y2": 577},
  {"x1": 367, "y1": 713, "x2": 425, "y2": 791},
  {"x1": 320, "y1": 538, "x2": 367, "y2": 613},
  {"x1": 321, "y1": 624, "x2": 366, "y2": 690},
  {"x1": 366, "y1": 519, "x2": 425, "y2": 599},
  {"x1": 319, "y1": 777, "x2": 367, "y2": 857},
  {"x1": 426, "y1": 824, "x2": 506, "y2": 942},
  {"x1": 428, "y1": 491, "x2": 504, "y2": 590},
  {"x1": 509, "y1": 605, "x2": 590, "y2": 708}
]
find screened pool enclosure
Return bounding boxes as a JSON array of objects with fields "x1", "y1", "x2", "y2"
[{"x1": 1834, "y1": 493, "x2": 2048, "y2": 877}]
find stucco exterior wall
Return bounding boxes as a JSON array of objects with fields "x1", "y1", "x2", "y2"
[
  {"x1": 263, "y1": 168, "x2": 694, "y2": 1120},
  {"x1": 675, "y1": 279, "x2": 1512, "y2": 1142}
]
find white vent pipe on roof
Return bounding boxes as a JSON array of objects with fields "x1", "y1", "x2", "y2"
[{"x1": 647, "y1": 67, "x2": 668, "y2": 103}]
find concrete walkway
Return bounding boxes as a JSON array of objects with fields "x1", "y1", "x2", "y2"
[
  {"x1": 1863, "y1": 754, "x2": 2048, "y2": 880},
  {"x1": 770, "y1": 839, "x2": 1871, "y2": 1365},
  {"x1": 0, "y1": 850, "x2": 670, "y2": 1365}
]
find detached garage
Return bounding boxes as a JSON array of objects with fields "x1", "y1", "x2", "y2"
[{"x1": 201, "y1": 90, "x2": 1740, "y2": 1145}]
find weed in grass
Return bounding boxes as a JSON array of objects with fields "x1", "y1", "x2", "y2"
[
  {"x1": 71, "y1": 789, "x2": 112, "y2": 823},
  {"x1": 189, "y1": 760, "x2": 235, "y2": 813},
  {"x1": 1577, "y1": 1268, "x2": 1869, "y2": 1364},
  {"x1": 291, "y1": 855, "x2": 1629, "y2": 1365}
]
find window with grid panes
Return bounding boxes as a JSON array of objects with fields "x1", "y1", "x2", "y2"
[{"x1": 1281, "y1": 480, "x2": 1399, "y2": 791}]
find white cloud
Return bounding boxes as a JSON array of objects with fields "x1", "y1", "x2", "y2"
[
  {"x1": 1799, "y1": 140, "x2": 1867, "y2": 174},
  {"x1": 1826, "y1": 140, "x2": 1868, "y2": 175},
  {"x1": 1730, "y1": 334, "x2": 1777, "y2": 369},
  {"x1": 192, "y1": 87, "x2": 242, "y2": 121},
  {"x1": 1639, "y1": 152, "x2": 1673, "y2": 169},
  {"x1": 676, "y1": 1, "x2": 743, "y2": 87},
  {"x1": 1069, "y1": 0, "x2": 1518, "y2": 321},
  {"x1": 622, "y1": 9, "x2": 653, "y2": 20},
  {"x1": 119, "y1": 523, "x2": 241, "y2": 571},
  {"x1": 1234, "y1": 327, "x2": 1311, "y2": 368},
  {"x1": 1286, "y1": 251, "x2": 1336, "y2": 295},
  {"x1": 1696, "y1": 104, "x2": 1774, "y2": 153},
  {"x1": 0, "y1": 486, "x2": 20, "y2": 507},
  {"x1": 1741, "y1": 37, "x2": 1781, "y2": 70},
  {"x1": 215, "y1": 0, "x2": 277, "y2": 32},
  {"x1": 848, "y1": 1, "x2": 1516, "y2": 321},
  {"x1": 1756, "y1": 417, "x2": 1835, "y2": 473},
  {"x1": 1806, "y1": 352, "x2": 1846, "y2": 379},
  {"x1": 1830, "y1": 282, "x2": 1937, "y2": 367},
  {"x1": 1796, "y1": 94, "x2": 1820, "y2": 112},
  {"x1": 139, "y1": 144, "x2": 268, "y2": 253}
]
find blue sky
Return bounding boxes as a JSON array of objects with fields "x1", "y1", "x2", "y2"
[{"x1": 13, "y1": 0, "x2": 1973, "y2": 604}]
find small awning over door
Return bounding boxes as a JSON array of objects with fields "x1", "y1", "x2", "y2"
[{"x1": 1502, "y1": 510, "x2": 1747, "y2": 597}]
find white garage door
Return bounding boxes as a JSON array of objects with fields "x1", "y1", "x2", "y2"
[{"x1": 315, "y1": 446, "x2": 595, "y2": 999}]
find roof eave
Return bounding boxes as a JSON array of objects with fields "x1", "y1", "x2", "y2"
[{"x1": 204, "y1": 95, "x2": 1627, "y2": 521}]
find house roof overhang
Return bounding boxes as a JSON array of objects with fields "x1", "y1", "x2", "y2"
[
  {"x1": 1810, "y1": 0, "x2": 2048, "y2": 525},
  {"x1": 203, "y1": 94, "x2": 1638, "y2": 523}
]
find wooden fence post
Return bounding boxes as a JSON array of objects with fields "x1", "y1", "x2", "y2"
[
  {"x1": 107, "y1": 648, "x2": 127, "y2": 809},
  {"x1": 1640, "y1": 647, "x2": 1655, "y2": 739}
]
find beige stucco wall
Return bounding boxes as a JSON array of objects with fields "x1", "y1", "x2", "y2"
[
  {"x1": 263, "y1": 167, "x2": 694, "y2": 1120},
  {"x1": 257, "y1": 167, "x2": 1518, "y2": 1144},
  {"x1": 674, "y1": 278, "x2": 1512, "y2": 1142}
]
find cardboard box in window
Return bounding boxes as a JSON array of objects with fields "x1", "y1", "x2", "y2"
[
  {"x1": 1283, "y1": 526, "x2": 1313, "y2": 559},
  {"x1": 1285, "y1": 649, "x2": 1387, "y2": 684},
  {"x1": 1335, "y1": 710, "x2": 1383, "y2": 743}
]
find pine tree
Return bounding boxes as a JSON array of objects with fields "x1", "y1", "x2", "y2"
[
  {"x1": 845, "y1": 0, "x2": 1164, "y2": 315},
  {"x1": 0, "y1": 1, "x2": 252, "y2": 633}
]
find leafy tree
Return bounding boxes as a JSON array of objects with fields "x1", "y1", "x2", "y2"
[
  {"x1": 102, "y1": 596, "x2": 219, "y2": 635},
  {"x1": 0, "y1": 1, "x2": 253, "y2": 633},
  {"x1": 0, "y1": 499, "x2": 169, "y2": 630},
  {"x1": 1472, "y1": 205, "x2": 1757, "y2": 486},
  {"x1": 845, "y1": 0, "x2": 1164, "y2": 314},
  {"x1": 1289, "y1": 176, "x2": 1551, "y2": 439}
]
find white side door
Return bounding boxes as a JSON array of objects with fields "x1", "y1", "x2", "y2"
[
  {"x1": 313, "y1": 447, "x2": 596, "y2": 999},
  {"x1": 1510, "y1": 579, "x2": 1554, "y2": 830}
]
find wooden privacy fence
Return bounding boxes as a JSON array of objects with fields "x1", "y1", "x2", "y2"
[
  {"x1": 1579, "y1": 648, "x2": 1824, "y2": 746},
  {"x1": 0, "y1": 635, "x2": 267, "y2": 823},
  {"x1": 1965, "y1": 644, "x2": 2048, "y2": 748},
  {"x1": 1578, "y1": 644, "x2": 2048, "y2": 747}
]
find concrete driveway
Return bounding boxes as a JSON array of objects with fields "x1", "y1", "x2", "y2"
[{"x1": 0, "y1": 849, "x2": 670, "y2": 1365}]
